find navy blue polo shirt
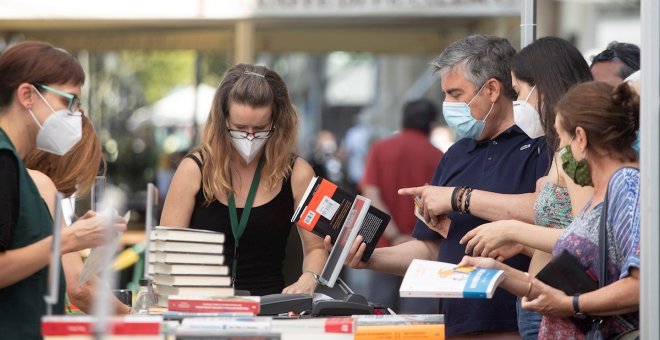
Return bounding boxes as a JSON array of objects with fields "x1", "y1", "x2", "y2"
[{"x1": 412, "y1": 125, "x2": 550, "y2": 337}]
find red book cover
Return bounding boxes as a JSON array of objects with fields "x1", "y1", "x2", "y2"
[
  {"x1": 168, "y1": 296, "x2": 260, "y2": 315},
  {"x1": 324, "y1": 317, "x2": 353, "y2": 333},
  {"x1": 42, "y1": 316, "x2": 161, "y2": 335}
]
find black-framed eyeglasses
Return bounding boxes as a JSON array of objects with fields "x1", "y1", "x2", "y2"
[
  {"x1": 592, "y1": 49, "x2": 619, "y2": 64},
  {"x1": 34, "y1": 83, "x2": 83, "y2": 114},
  {"x1": 227, "y1": 127, "x2": 274, "y2": 140}
]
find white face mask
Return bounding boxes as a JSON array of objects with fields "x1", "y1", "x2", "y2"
[
  {"x1": 513, "y1": 85, "x2": 544, "y2": 139},
  {"x1": 29, "y1": 86, "x2": 82, "y2": 156},
  {"x1": 231, "y1": 137, "x2": 268, "y2": 164}
]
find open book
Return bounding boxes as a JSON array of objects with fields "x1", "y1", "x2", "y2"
[
  {"x1": 291, "y1": 176, "x2": 390, "y2": 261},
  {"x1": 400, "y1": 259, "x2": 505, "y2": 298}
]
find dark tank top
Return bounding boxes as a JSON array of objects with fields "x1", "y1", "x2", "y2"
[{"x1": 187, "y1": 154, "x2": 295, "y2": 296}]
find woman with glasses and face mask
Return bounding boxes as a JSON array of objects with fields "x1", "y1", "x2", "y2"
[
  {"x1": 0, "y1": 41, "x2": 127, "y2": 339},
  {"x1": 161, "y1": 64, "x2": 326, "y2": 296}
]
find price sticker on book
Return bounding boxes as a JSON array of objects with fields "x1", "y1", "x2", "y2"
[{"x1": 318, "y1": 195, "x2": 341, "y2": 220}]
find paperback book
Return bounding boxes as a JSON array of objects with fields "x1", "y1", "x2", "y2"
[
  {"x1": 168, "y1": 296, "x2": 261, "y2": 315},
  {"x1": 291, "y1": 176, "x2": 390, "y2": 261},
  {"x1": 151, "y1": 226, "x2": 225, "y2": 244},
  {"x1": 150, "y1": 251, "x2": 225, "y2": 265},
  {"x1": 149, "y1": 262, "x2": 229, "y2": 276},
  {"x1": 400, "y1": 259, "x2": 505, "y2": 299},
  {"x1": 152, "y1": 240, "x2": 223, "y2": 254}
]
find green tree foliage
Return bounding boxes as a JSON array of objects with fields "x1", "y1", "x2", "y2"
[{"x1": 120, "y1": 51, "x2": 196, "y2": 104}]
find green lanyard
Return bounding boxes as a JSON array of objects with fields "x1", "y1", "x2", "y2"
[{"x1": 228, "y1": 155, "x2": 265, "y2": 283}]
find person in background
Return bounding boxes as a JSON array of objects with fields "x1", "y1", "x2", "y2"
[
  {"x1": 590, "y1": 42, "x2": 640, "y2": 87},
  {"x1": 161, "y1": 64, "x2": 326, "y2": 296},
  {"x1": 340, "y1": 35, "x2": 550, "y2": 338},
  {"x1": 459, "y1": 81, "x2": 640, "y2": 339},
  {"x1": 359, "y1": 98, "x2": 443, "y2": 314},
  {"x1": 339, "y1": 112, "x2": 374, "y2": 194},
  {"x1": 24, "y1": 116, "x2": 130, "y2": 315},
  {"x1": 0, "y1": 41, "x2": 126, "y2": 339},
  {"x1": 309, "y1": 130, "x2": 343, "y2": 184}
]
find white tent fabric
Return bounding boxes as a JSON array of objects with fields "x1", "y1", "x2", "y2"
[{"x1": 128, "y1": 84, "x2": 216, "y2": 130}]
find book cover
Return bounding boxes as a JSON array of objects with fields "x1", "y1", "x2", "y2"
[
  {"x1": 149, "y1": 263, "x2": 229, "y2": 276},
  {"x1": 151, "y1": 251, "x2": 225, "y2": 265},
  {"x1": 152, "y1": 226, "x2": 225, "y2": 244},
  {"x1": 354, "y1": 324, "x2": 444, "y2": 340},
  {"x1": 168, "y1": 296, "x2": 260, "y2": 315},
  {"x1": 353, "y1": 314, "x2": 444, "y2": 326},
  {"x1": 152, "y1": 240, "x2": 224, "y2": 254},
  {"x1": 152, "y1": 274, "x2": 232, "y2": 287},
  {"x1": 414, "y1": 197, "x2": 450, "y2": 238},
  {"x1": 291, "y1": 176, "x2": 390, "y2": 261},
  {"x1": 174, "y1": 331, "x2": 280, "y2": 340},
  {"x1": 399, "y1": 259, "x2": 504, "y2": 298},
  {"x1": 42, "y1": 315, "x2": 162, "y2": 336},
  {"x1": 535, "y1": 249, "x2": 599, "y2": 296},
  {"x1": 271, "y1": 317, "x2": 353, "y2": 334},
  {"x1": 162, "y1": 311, "x2": 256, "y2": 321},
  {"x1": 154, "y1": 285, "x2": 235, "y2": 300},
  {"x1": 180, "y1": 316, "x2": 272, "y2": 331}
]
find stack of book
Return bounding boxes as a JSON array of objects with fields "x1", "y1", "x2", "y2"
[{"x1": 149, "y1": 226, "x2": 233, "y2": 306}]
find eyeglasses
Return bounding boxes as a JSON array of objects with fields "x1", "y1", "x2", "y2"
[
  {"x1": 227, "y1": 127, "x2": 274, "y2": 140},
  {"x1": 591, "y1": 49, "x2": 619, "y2": 64},
  {"x1": 35, "y1": 83, "x2": 83, "y2": 114}
]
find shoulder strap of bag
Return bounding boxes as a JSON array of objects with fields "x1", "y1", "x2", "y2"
[{"x1": 599, "y1": 185, "x2": 608, "y2": 289}]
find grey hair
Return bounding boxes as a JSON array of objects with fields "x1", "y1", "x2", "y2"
[{"x1": 430, "y1": 35, "x2": 517, "y2": 100}]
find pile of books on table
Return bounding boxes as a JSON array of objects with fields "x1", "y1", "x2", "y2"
[
  {"x1": 149, "y1": 226, "x2": 233, "y2": 306},
  {"x1": 148, "y1": 226, "x2": 263, "y2": 319}
]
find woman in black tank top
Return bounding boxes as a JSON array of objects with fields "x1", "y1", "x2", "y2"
[{"x1": 161, "y1": 64, "x2": 326, "y2": 296}]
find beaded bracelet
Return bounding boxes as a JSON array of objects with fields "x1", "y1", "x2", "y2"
[
  {"x1": 463, "y1": 187, "x2": 474, "y2": 214},
  {"x1": 450, "y1": 186, "x2": 463, "y2": 212}
]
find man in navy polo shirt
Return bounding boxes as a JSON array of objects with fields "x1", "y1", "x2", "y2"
[{"x1": 342, "y1": 35, "x2": 549, "y2": 338}]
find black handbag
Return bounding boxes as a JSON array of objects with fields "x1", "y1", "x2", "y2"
[{"x1": 584, "y1": 184, "x2": 639, "y2": 340}]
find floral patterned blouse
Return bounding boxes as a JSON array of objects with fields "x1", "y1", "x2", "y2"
[{"x1": 534, "y1": 181, "x2": 573, "y2": 229}]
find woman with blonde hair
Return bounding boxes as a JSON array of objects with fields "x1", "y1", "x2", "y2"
[{"x1": 162, "y1": 64, "x2": 326, "y2": 295}]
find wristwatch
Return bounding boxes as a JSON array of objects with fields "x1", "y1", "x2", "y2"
[{"x1": 573, "y1": 294, "x2": 586, "y2": 319}]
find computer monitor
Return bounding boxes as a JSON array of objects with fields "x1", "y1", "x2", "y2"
[{"x1": 318, "y1": 195, "x2": 371, "y2": 288}]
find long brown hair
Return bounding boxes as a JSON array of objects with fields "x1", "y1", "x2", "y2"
[
  {"x1": 0, "y1": 41, "x2": 85, "y2": 110},
  {"x1": 556, "y1": 81, "x2": 639, "y2": 162},
  {"x1": 198, "y1": 64, "x2": 297, "y2": 204},
  {"x1": 24, "y1": 116, "x2": 105, "y2": 198}
]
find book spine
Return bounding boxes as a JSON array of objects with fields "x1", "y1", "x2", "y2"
[
  {"x1": 354, "y1": 324, "x2": 445, "y2": 340},
  {"x1": 42, "y1": 322, "x2": 161, "y2": 335},
  {"x1": 399, "y1": 290, "x2": 464, "y2": 298},
  {"x1": 324, "y1": 317, "x2": 353, "y2": 333},
  {"x1": 168, "y1": 299, "x2": 260, "y2": 314}
]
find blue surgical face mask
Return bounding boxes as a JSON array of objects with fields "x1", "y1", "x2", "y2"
[
  {"x1": 632, "y1": 131, "x2": 640, "y2": 154},
  {"x1": 442, "y1": 82, "x2": 494, "y2": 140}
]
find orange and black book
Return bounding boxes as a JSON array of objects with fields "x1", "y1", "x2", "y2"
[
  {"x1": 354, "y1": 314, "x2": 445, "y2": 340},
  {"x1": 291, "y1": 176, "x2": 390, "y2": 261}
]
